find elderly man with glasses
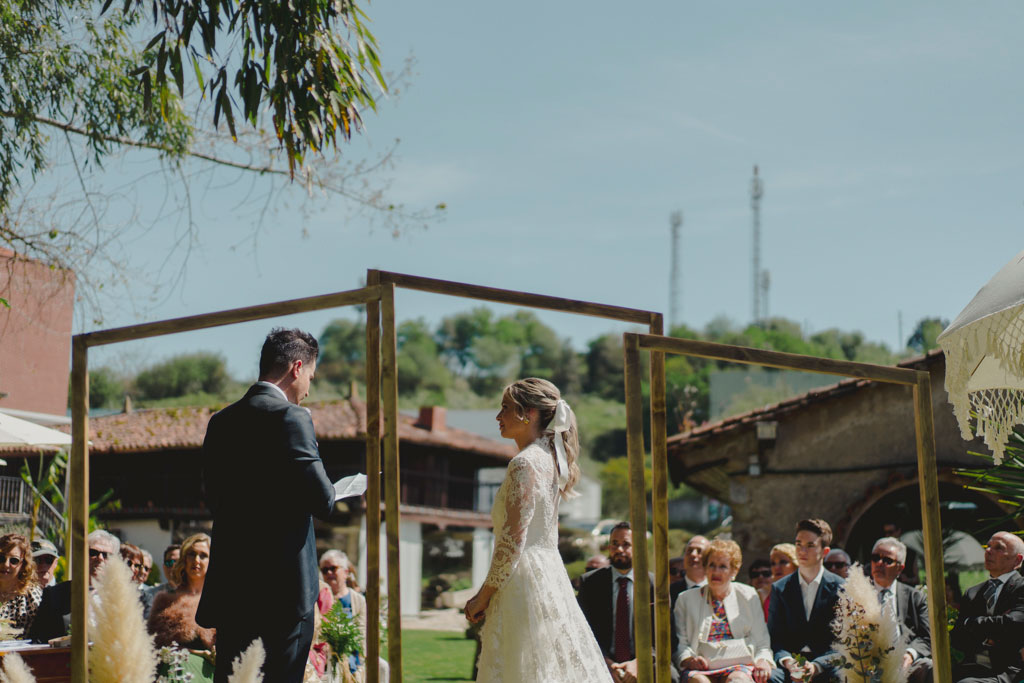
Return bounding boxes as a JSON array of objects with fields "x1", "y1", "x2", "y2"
[
  {"x1": 869, "y1": 537, "x2": 931, "y2": 683},
  {"x1": 31, "y1": 539, "x2": 59, "y2": 588},
  {"x1": 28, "y1": 529, "x2": 120, "y2": 643}
]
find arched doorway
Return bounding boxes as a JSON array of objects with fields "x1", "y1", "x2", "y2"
[{"x1": 843, "y1": 477, "x2": 1018, "y2": 567}]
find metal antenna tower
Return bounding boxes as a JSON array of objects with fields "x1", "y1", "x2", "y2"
[
  {"x1": 669, "y1": 210, "x2": 683, "y2": 329},
  {"x1": 751, "y1": 165, "x2": 765, "y2": 324}
]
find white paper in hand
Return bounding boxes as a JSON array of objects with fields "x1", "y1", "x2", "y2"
[{"x1": 333, "y1": 473, "x2": 368, "y2": 502}]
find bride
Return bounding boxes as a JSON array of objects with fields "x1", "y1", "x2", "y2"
[{"x1": 464, "y1": 378, "x2": 614, "y2": 682}]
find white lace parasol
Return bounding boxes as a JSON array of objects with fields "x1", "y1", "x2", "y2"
[{"x1": 937, "y1": 250, "x2": 1024, "y2": 465}]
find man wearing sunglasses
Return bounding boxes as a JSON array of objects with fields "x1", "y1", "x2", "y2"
[
  {"x1": 142, "y1": 543, "x2": 181, "y2": 619},
  {"x1": 951, "y1": 531, "x2": 1024, "y2": 683},
  {"x1": 29, "y1": 530, "x2": 120, "y2": 642},
  {"x1": 869, "y1": 537, "x2": 931, "y2": 683},
  {"x1": 197, "y1": 328, "x2": 335, "y2": 683}
]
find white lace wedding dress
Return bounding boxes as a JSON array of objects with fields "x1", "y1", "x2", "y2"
[{"x1": 476, "y1": 438, "x2": 614, "y2": 682}]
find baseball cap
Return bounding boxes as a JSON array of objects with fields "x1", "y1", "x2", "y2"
[{"x1": 31, "y1": 539, "x2": 59, "y2": 559}]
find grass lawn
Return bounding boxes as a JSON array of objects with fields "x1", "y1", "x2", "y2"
[{"x1": 383, "y1": 629, "x2": 477, "y2": 682}]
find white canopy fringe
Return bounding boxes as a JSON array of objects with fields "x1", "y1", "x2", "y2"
[{"x1": 938, "y1": 250, "x2": 1024, "y2": 465}]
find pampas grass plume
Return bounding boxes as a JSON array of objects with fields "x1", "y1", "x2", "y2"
[
  {"x1": 832, "y1": 564, "x2": 907, "y2": 683},
  {"x1": 227, "y1": 638, "x2": 265, "y2": 683},
  {"x1": 0, "y1": 653, "x2": 36, "y2": 683},
  {"x1": 90, "y1": 557, "x2": 157, "y2": 683}
]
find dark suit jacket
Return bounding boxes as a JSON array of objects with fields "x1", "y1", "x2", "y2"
[
  {"x1": 766, "y1": 569, "x2": 844, "y2": 671},
  {"x1": 951, "y1": 572, "x2": 1024, "y2": 675},
  {"x1": 577, "y1": 566, "x2": 655, "y2": 662},
  {"x1": 893, "y1": 581, "x2": 931, "y2": 658},
  {"x1": 27, "y1": 580, "x2": 72, "y2": 643},
  {"x1": 196, "y1": 384, "x2": 334, "y2": 629}
]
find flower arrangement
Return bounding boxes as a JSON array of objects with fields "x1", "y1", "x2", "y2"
[
  {"x1": 156, "y1": 646, "x2": 194, "y2": 683},
  {"x1": 830, "y1": 564, "x2": 907, "y2": 683},
  {"x1": 321, "y1": 600, "x2": 364, "y2": 677}
]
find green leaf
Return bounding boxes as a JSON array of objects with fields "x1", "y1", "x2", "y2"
[{"x1": 0, "y1": 298, "x2": 8, "y2": 309}]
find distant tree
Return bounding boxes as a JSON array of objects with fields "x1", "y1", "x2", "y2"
[
  {"x1": 87, "y1": 367, "x2": 125, "y2": 409},
  {"x1": 134, "y1": 352, "x2": 230, "y2": 399},
  {"x1": 907, "y1": 317, "x2": 949, "y2": 354},
  {"x1": 436, "y1": 308, "x2": 494, "y2": 373},
  {"x1": 318, "y1": 319, "x2": 366, "y2": 389},
  {"x1": 396, "y1": 319, "x2": 452, "y2": 397},
  {"x1": 584, "y1": 334, "x2": 624, "y2": 401}
]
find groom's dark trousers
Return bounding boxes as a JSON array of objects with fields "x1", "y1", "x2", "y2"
[{"x1": 196, "y1": 384, "x2": 335, "y2": 683}]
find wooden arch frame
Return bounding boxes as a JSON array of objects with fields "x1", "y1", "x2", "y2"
[
  {"x1": 67, "y1": 285, "x2": 390, "y2": 682},
  {"x1": 622, "y1": 333, "x2": 951, "y2": 683},
  {"x1": 364, "y1": 269, "x2": 664, "y2": 682}
]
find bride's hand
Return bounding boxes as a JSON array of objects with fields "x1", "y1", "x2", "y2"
[{"x1": 464, "y1": 592, "x2": 490, "y2": 623}]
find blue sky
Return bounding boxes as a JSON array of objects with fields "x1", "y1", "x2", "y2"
[{"x1": 88, "y1": 1, "x2": 1024, "y2": 379}]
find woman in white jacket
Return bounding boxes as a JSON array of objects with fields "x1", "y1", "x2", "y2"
[{"x1": 673, "y1": 539, "x2": 774, "y2": 683}]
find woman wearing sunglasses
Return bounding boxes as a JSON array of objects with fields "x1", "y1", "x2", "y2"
[{"x1": 0, "y1": 533, "x2": 42, "y2": 636}]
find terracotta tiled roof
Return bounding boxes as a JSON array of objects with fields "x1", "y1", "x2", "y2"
[
  {"x1": 0, "y1": 398, "x2": 514, "y2": 459},
  {"x1": 668, "y1": 348, "x2": 945, "y2": 449}
]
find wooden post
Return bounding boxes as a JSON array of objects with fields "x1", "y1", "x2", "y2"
[
  {"x1": 624, "y1": 334, "x2": 654, "y2": 683},
  {"x1": 381, "y1": 283, "x2": 403, "y2": 683},
  {"x1": 69, "y1": 338, "x2": 88, "y2": 683},
  {"x1": 647, "y1": 318, "x2": 670, "y2": 683},
  {"x1": 365, "y1": 275, "x2": 382, "y2": 683},
  {"x1": 913, "y1": 372, "x2": 951, "y2": 683}
]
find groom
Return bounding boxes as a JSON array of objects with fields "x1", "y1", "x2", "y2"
[{"x1": 197, "y1": 328, "x2": 336, "y2": 682}]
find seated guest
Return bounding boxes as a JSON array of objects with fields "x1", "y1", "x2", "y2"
[
  {"x1": 31, "y1": 539, "x2": 59, "y2": 588},
  {"x1": 577, "y1": 521, "x2": 674, "y2": 683},
  {"x1": 0, "y1": 533, "x2": 43, "y2": 636},
  {"x1": 148, "y1": 533, "x2": 215, "y2": 650},
  {"x1": 139, "y1": 549, "x2": 153, "y2": 585},
  {"x1": 320, "y1": 550, "x2": 365, "y2": 679},
  {"x1": 143, "y1": 543, "x2": 181, "y2": 618},
  {"x1": 670, "y1": 536, "x2": 711, "y2": 657},
  {"x1": 767, "y1": 519, "x2": 843, "y2": 683},
  {"x1": 747, "y1": 559, "x2": 773, "y2": 620},
  {"x1": 869, "y1": 537, "x2": 931, "y2": 683},
  {"x1": 762, "y1": 544, "x2": 797, "y2": 620},
  {"x1": 29, "y1": 529, "x2": 118, "y2": 642},
  {"x1": 119, "y1": 542, "x2": 146, "y2": 585},
  {"x1": 769, "y1": 544, "x2": 797, "y2": 583},
  {"x1": 823, "y1": 549, "x2": 850, "y2": 579},
  {"x1": 674, "y1": 539, "x2": 773, "y2": 683},
  {"x1": 951, "y1": 531, "x2": 1024, "y2": 683}
]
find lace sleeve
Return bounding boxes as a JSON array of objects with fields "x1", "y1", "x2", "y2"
[{"x1": 483, "y1": 455, "x2": 539, "y2": 590}]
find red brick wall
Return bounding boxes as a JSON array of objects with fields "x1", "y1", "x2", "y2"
[{"x1": 0, "y1": 249, "x2": 75, "y2": 416}]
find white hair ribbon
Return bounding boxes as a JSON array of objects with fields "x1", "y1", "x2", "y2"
[{"x1": 550, "y1": 399, "x2": 572, "y2": 490}]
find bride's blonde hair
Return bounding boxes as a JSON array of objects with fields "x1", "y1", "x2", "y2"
[{"x1": 503, "y1": 377, "x2": 580, "y2": 498}]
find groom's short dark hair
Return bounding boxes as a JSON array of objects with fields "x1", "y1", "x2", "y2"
[
  {"x1": 610, "y1": 521, "x2": 631, "y2": 535},
  {"x1": 259, "y1": 327, "x2": 319, "y2": 377}
]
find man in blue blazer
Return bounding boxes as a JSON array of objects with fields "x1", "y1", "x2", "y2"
[
  {"x1": 767, "y1": 519, "x2": 844, "y2": 683},
  {"x1": 196, "y1": 328, "x2": 335, "y2": 683}
]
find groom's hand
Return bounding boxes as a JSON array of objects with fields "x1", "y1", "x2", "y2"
[{"x1": 610, "y1": 659, "x2": 638, "y2": 683}]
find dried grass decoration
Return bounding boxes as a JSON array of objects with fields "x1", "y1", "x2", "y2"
[
  {"x1": 321, "y1": 600, "x2": 364, "y2": 680},
  {"x1": 830, "y1": 564, "x2": 908, "y2": 683},
  {"x1": 226, "y1": 639, "x2": 265, "y2": 683},
  {"x1": 90, "y1": 555, "x2": 158, "y2": 683},
  {"x1": 0, "y1": 652, "x2": 36, "y2": 683}
]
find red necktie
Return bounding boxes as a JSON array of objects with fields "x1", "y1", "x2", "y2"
[{"x1": 614, "y1": 576, "x2": 631, "y2": 662}]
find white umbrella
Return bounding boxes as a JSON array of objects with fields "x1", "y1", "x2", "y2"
[
  {"x1": 938, "y1": 249, "x2": 1024, "y2": 464},
  {"x1": 0, "y1": 411, "x2": 71, "y2": 447}
]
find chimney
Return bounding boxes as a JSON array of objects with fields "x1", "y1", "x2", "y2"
[
  {"x1": 416, "y1": 406, "x2": 446, "y2": 432},
  {"x1": 123, "y1": 395, "x2": 133, "y2": 414}
]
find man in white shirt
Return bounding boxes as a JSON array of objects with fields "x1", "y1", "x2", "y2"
[
  {"x1": 951, "y1": 531, "x2": 1024, "y2": 683},
  {"x1": 767, "y1": 519, "x2": 844, "y2": 683},
  {"x1": 869, "y1": 537, "x2": 931, "y2": 683}
]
